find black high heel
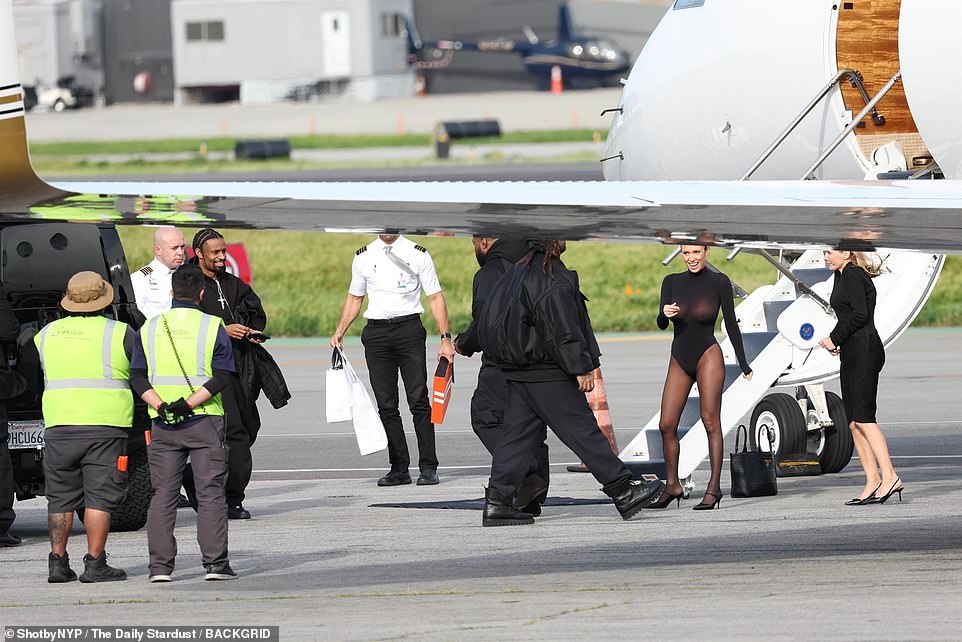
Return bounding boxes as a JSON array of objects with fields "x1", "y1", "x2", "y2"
[
  {"x1": 874, "y1": 478, "x2": 904, "y2": 504},
  {"x1": 692, "y1": 491, "x2": 722, "y2": 510},
  {"x1": 644, "y1": 489, "x2": 683, "y2": 509},
  {"x1": 845, "y1": 482, "x2": 882, "y2": 506}
]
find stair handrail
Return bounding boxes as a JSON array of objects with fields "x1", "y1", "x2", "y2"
[
  {"x1": 801, "y1": 70, "x2": 902, "y2": 180},
  {"x1": 742, "y1": 68, "x2": 867, "y2": 181},
  {"x1": 756, "y1": 249, "x2": 832, "y2": 313}
]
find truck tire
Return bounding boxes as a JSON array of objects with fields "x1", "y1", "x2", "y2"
[
  {"x1": 819, "y1": 391, "x2": 855, "y2": 474},
  {"x1": 77, "y1": 446, "x2": 151, "y2": 532},
  {"x1": 111, "y1": 446, "x2": 151, "y2": 531},
  {"x1": 750, "y1": 393, "x2": 806, "y2": 455}
]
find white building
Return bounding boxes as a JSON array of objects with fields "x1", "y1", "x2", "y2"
[{"x1": 172, "y1": 0, "x2": 414, "y2": 105}]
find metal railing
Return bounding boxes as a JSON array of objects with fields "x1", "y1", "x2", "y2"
[{"x1": 741, "y1": 68, "x2": 890, "y2": 181}]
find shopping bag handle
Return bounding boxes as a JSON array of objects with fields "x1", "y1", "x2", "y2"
[
  {"x1": 735, "y1": 424, "x2": 748, "y2": 453},
  {"x1": 331, "y1": 347, "x2": 344, "y2": 370}
]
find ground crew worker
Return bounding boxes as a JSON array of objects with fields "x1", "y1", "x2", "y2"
[
  {"x1": 130, "y1": 263, "x2": 238, "y2": 582},
  {"x1": 331, "y1": 233, "x2": 455, "y2": 487},
  {"x1": 131, "y1": 226, "x2": 186, "y2": 320},
  {"x1": 455, "y1": 236, "x2": 551, "y2": 515},
  {"x1": 36, "y1": 271, "x2": 132, "y2": 582}
]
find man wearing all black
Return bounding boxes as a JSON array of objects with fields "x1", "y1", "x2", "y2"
[
  {"x1": 480, "y1": 240, "x2": 664, "y2": 526},
  {"x1": 0, "y1": 285, "x2": 23, "y2": 547},
  {"x1": 191, "y1": 228, "x2": 267, "y2": 520},
  {"x1": 455, "y1": 237, "x2": 551, "y2": 515}
]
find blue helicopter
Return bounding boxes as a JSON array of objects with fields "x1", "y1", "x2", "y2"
[{"x1": 407, "y1": 3, "x2": 631, "y2": 89}]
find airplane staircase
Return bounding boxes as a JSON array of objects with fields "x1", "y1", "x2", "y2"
[{"x1": 619, "y1": 248, "x2": 944, "y2": 485}]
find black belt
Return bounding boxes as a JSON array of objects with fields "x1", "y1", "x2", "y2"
[{"x1": 366, "y1": 313, "x2": 421, "y2": 326}]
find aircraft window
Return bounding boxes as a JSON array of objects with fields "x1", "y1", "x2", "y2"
[
  {"x1": 674, "y1": 0, "x2": 705, "y2": 8},
  {"x1": 572, "y1": 45, "x2": 584, "y2": 56},
  {"x1": 185, "y1": 21, "x2": 224, "y2": 42}
]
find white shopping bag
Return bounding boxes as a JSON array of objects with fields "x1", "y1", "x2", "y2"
[
  {"x1": 325, "y1": 348, "x2": 353, "y2": 423},
  {"x1": 341, "y1": 352, "x2": 388, "y2": 456}
]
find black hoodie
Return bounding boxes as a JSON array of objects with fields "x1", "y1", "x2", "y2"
[
  {"x1": 496, "y1": 246, "x2": 601, "y2": 382},
  {"x1": 456, "y1": 238, "x2": 530, "y2": 365}
]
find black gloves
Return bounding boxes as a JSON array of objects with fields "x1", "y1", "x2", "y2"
[
  {"x1": 155, "y1": 398, "x2": 194, "y2": 426},
  {"x1": 167, "y1": 398, "x2": 194, "y2": 423},
  {"x1": 156, "y1": 402, "x2": 170, "y2": 424}
]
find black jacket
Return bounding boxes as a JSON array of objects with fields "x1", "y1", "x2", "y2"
[
  {"x1": 457, "y1": 238, "x2": 529, "y2": 366},
  {"x1": 500, "y1": 250, "x2": 601, "y2": 382}
]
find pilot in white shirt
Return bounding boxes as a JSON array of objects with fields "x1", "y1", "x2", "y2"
[
  {"x1": 331, "y1": 234, "x2": 455, "y2": 487},
  {"x1": 130, "y1": 227, "x2": 186, "y2": 319}
]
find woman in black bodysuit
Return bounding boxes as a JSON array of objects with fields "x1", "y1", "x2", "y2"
[
  {"x1": 818, "y1": 248, "x2": 902, "y2": 505},
  {"x1": 648, "y1": 245, "x2": 752, "y2": 510}
]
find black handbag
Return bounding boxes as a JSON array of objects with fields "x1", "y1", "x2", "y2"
[{"x1": 730, "y1": 425, "x2": 778, "y2": 498}]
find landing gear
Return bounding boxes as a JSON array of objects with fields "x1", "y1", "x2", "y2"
[
  {"x1": 749, "y1": 393, "x2": 806, "y2": 455},
  {"x1": 748, "y1": 387, "x2": 854, "y2": 476}
]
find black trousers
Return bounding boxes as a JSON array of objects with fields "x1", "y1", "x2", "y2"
[
  {"x1": 489, "y1": 378, "x2": 629, "y2": 497},
  {"x1": 472, "y1": 365, "x2": 549, "y2": 484},
  {"x1": 0, "y1": 418, "x2": 15, "y2": 534},
  {"x1": 362, "y1": 318, "x2": 437, "y2": 473}
]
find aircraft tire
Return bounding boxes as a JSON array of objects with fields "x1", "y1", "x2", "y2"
[
  {"x1": 749, "y1": 393, "x2": 806, "y2": 455},
  {"x1": 818, "y1": 392, "x2": 855, "y2": 474}
]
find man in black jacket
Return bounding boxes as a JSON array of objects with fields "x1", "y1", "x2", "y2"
[
  {"x1": 479, "y1": 240, "x2": 663, "y2": 526},
  {"x1": 455, "y1": 237, "x2": 550, "y2": 515},
  {"x1": 191, "y1": 228, "x2": 268, "y2": 520}
]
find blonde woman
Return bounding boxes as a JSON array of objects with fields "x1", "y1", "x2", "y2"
[{"x1": 819, "y1": 246, "x2": 902, "y2": 505}]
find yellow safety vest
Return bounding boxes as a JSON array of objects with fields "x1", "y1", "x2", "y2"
[
  {"x1": 141, "y1": 307, "x2": 224, "y2": 418},
  {"x1": 35, "y1": 316, "x2": 133, "y2": 429}
]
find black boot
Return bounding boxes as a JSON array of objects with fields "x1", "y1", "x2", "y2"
[
  {"x1": 513, "y1": 473, "x2": 549, "y2": 517},
  {"x1": 48, "y1": 552, "x2": 78, "y2": 583},
  {"x1": 79, "y1": 551, "x2": 127, "y2": 583},
  {"x1": 483, "y1": 487, "x2": 535, "y2": 527},
  {"x1": 604, "y1": 478, "x2": 665, "y2": 521}
]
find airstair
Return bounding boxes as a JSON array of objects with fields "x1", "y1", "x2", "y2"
[{"x1": 620, "y1": 248, "x2": 944, "y2": 483}]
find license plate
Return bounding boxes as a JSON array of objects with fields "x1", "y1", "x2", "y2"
[{"x1": 7, "y1": 420, "x2": 45, "y2": 450}]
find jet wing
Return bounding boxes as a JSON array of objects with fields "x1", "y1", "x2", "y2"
[{"x1": 21, "y1": 177, "x2": 961, "y2": 253}]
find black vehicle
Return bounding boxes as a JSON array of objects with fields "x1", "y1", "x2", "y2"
[{"x1": 3, "y1": 222, "x2": 151, "y2": 531}]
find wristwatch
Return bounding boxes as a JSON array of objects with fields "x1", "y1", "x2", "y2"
[{"x1": 440, "y1": 332, "x2": 453, "y2": 341}]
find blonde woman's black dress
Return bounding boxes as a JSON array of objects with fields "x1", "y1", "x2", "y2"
[{"x1": 829, "y1": 265, "x2": 885, "y2": 423}]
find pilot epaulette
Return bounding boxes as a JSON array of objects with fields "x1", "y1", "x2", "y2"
[
  {"x1": 414, "y1": 244, "x2": 428, "y2": 253},
  {"x1": 139, "y1": 266, "x2": 153, "y2": 276},
  {"x1": 355, "y1": 246, "x2": 368, "y2": 256}
]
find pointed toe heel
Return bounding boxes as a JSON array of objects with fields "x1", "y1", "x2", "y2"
[{"x1": 692, "y1": 491, "x2": 722, "y2": 511}]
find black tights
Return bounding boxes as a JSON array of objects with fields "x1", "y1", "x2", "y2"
[{"x1": 658, "y1": 344, "x2": 726, "y2": 502}]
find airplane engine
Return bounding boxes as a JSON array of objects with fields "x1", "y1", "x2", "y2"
[{"x1": 604, "y1": 0, "x2": 956, "y2": 182}]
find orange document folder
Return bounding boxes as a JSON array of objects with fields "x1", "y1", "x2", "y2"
[{"x1": 431, "y1": 357, "x2": 454, "y2": 424}]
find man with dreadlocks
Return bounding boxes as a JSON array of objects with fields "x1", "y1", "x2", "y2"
[
  {"x1": 479, "y1": 240, "x2": 664, "y2": 526},
  {"x1": 190, "y1": 228, "x2": 269, "y2": 520}
]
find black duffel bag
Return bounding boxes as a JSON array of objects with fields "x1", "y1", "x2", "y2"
[{"x1": 730, "y1": 424, "x2": 778, "y2": 498}]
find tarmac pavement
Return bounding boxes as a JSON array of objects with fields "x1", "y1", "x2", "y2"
[{"x1": 1, "y1": 331, "x2": 961, "y2": 640}]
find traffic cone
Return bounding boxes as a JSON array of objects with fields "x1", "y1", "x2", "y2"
[
  {"x1": 567, "y1": 368, "x2": 620, "y2": 473},
  {"x1": 550, "y1": 65, "x2": 563, "y2": 94}
]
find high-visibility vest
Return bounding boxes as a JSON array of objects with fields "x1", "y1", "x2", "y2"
[
  {"x1": 35, "y1": 316, "x2": 133, "y2": 429},
  {"x1": 141, "y1": 307, "x2": 224, "y2": 418}
]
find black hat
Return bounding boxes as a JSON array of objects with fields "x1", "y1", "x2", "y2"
[{"x1": 834, "y1": 238, "x2": 876, "y2": 252}]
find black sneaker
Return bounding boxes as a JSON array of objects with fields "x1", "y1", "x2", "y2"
[
  {"x1": 204, "y1": 561, "x2": 238, "y2": 581},
  {"x1": 79, "y1": 551, "x2": 127, "y2": 583},
  {"x1": 416, "y1": 471, "x2": 440, "y2": 486},
  {"x1": 377, "y1": 471, "x2": 412, "y2": 487},
  {"x1": 227, "y1": 504, "x2": 251, "y2": 520},
  {"x1": 48, "y1": 552, "x2": 78, "y2": 583}
]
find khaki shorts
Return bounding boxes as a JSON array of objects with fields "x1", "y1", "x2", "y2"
[{"x1": 43, "y1": 429, "x2": 128, "y2": 513}]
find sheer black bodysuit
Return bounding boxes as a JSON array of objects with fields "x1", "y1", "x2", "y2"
[{"x1": 655, "y1": 268, "x2": 751, "y2": 507}]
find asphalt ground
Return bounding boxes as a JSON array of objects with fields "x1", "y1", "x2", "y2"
[
  {"x1": 2, "y1": 330, "x2": 961, "y2": 641},
  {"x1": 24, "y1": 89, "x2": 623, "y2": 142}
]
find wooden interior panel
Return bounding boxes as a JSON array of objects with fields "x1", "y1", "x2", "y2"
[{"x1": 836, "y1": 0, "x2": 920, "y2": 144}]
